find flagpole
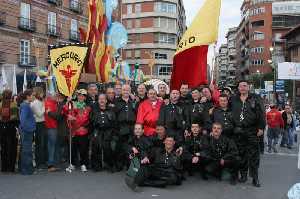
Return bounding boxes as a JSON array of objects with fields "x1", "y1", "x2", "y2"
[{"x1": 210, "y1": 43, "x2": 217, "y2": 85}]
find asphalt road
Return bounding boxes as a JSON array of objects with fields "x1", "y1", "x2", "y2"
[{"x1": 0, "y1": 152, "x2": 299, "y2": 199}]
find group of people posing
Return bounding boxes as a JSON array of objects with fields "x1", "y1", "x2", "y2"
[{"x1": 0, "y1": 80, "x2": 267, "y2": 190}]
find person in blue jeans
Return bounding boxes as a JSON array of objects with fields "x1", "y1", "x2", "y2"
[
  {"x1": 19, "y1": 89, "x2": 36, "y2": 175},
  {"x1": 281, "y1": 104, "x2": 297, "y2": 149}
]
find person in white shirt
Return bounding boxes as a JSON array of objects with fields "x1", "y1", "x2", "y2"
[{"x1": 31, "y1": 87, "x2": 47, "y2": 170}]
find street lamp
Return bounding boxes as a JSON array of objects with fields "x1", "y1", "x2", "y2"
[{"x1": 269, "y1": 47, "x2": 276, "y2": 93}]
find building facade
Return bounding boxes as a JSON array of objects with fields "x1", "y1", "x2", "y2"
[
  {"x1": 236, "y1": 0, "x2": 300, "y2": 80},
  {"x1": 226, "y1": 27, "x2": 238, "y2": 86},
  {"x1": 120, "y1": 0, "x2": 186, "y2": 81},
  {"x1": 0, "y1": 0, "x2": 88, "y2": 88},
  {"x1": 215, "y1": 44, "x2": 228, "y2": 87}
]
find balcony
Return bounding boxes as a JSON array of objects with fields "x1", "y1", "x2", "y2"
[
  {"x1": 46, "y1": 24, "x2": 61, "y2": 37},
  {"x1": 48, "y1": 0, "x2": 62, "y2": 6},
  {"x1": 0, "y1": 53, "x2": 5, "y2": 64},
  {"x1": 0, "y1": 12, "x2": 6, "y2": 25},
  {"x1": 69, "y1": 30, "x2": 80, "y2": 42},
  {"x1": 70, "y1": 0, "x2": 82, "y2": 13},
  {"x1": 18, "y1": 55, "x2": 37, "y2": 67},
  {"x1": 18, "y1": 17, "x2": 36, "y2": 32}
]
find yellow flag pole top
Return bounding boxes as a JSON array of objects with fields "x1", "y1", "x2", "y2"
[
  {"x1": 176, "y1": 0, "x2": 221, "y2": 55},
  {"x1": 50, "y1": 44, "x2": 89, "y2": 97}
]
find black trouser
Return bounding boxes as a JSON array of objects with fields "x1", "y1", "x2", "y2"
[
  {"x1": 134, "y1": 165, "x2": 181, "y2": 187},
  {"x1": 117, "y1": 134, "x2": 130, "y2": 170},
  {"x1": 234, "y1": 131, "x2": 260, "y2": 180},
  {"x1": 203, "y1": 159, "x2": 239, "y2": 179},
  {"x1": 0, "y1": 125, "x2": 17, "y2": 172},
  {"x1": 71, "y1": 135, "x2": 89, "y2": 167},
  {"x1": 34, "y1": 122, "x2": 48, "y2": 168},
  {"x1": 91, "y1": 134, "x2": 115, "y2": 171},
  {"x1": 183, "y1": 157, "x2": 210, "y2": 176}
]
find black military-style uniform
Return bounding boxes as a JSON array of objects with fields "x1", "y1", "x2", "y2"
[
  {"x1": 115, "y1": 97, "x2": 137, "y2": 168},
  {"x1": 184, "y1": 101, "x2": 209, "y2": 130},
  {"x1": 90, "y1": 105, "x2": 117, "y2": 171},
  {"x1": 107, "y1": 98, "x2": 117, "y2": 112},
  {"x1": 127, "y1": 135, "x2": 151, "y2": 160},
  {"x1": 205, "y1": 135, "x2": 239, "y2": 180},
  {"x1": 230, "y1": 93, "x2": 266, "y2": 181},
  {"x1": 86, "y1": 95, "x2": 98, "y2": 109},
  {"x1": 183, "y1": 134, "x2": 209, "y2": 175},
  {"x1": 158, "y1": 102, "x2": 185, "y2": 143},
  {"x1": 210, "y1": 107, "x2": 234, "y2": 138},
  {"x1": 179, "y1": 94, "x2": 192, "y2": 105},
  {"x1": 134, "y1": 147, "x2": 183, "y2": 187}
]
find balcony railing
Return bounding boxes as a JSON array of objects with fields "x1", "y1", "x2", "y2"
[
  {"x1": 48, "y1": 0, "x2": 62, "y2": 6},
  {"x1": 70, "y1": 0, "x2": 82, "y2": 13},
  {"x1": 18, "y1": 55, "x2": 37, "y2": 67},
  {"x1": 0, "y1": 12, "x2": 6, "y2": 25},
  {"x1": 69, "y1": 30, "x2": 80, "y2": 42},
  {"x1": 18, "y1": 17, "x2": 36, "y2": 32},
  {"x1": 46, "y1": 24, "x2": 61, "y2": 37}
]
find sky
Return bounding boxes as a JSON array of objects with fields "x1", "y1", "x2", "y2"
[{"x1": 183, "y1": 0, "x2": 243, "y2": 64}]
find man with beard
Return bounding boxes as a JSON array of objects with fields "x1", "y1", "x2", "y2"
[
  {"x1": 115, "y1": 84, "x2": 137, "y2": 169},
  {"x1": 90, "y1": 94, "x2": 117, "y2": 172},
  {"x1": 231, "y1": 80, "x2": 265, "y2": 187}
]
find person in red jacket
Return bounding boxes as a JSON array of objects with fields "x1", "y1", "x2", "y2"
[
  {"x1": 266, "y1": 104, "x2": 284, "y2": 153},
  {"x1": 136, "y1": 88, "x2": 163, "y2": 136},
  {"x1": 45, "y1": 94, "x2": 59, "y2": 172},
  {"x1": 64, "y1": 89, "x2": 91, "y2": 172}
]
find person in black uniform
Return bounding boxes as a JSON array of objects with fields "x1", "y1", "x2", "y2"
[
  {"x1": 231, "y1": 80, "x2": 266, "y2": 187},
  {"x1": 210, "y1": 94, "x2": 234, "y2": 138},
  {"x1": 158, "y1": 90, "x2": 185, "y2": 144},
  {"x1": 149, "y1": 123, "x2": 167, "y2": 149},
  {"x1": 106, "y1": 87, "x2": 116, "y2": 111},
  {"x1": 115, "y1": 84, "x2": 137, "y2": 170},
  {"x1": 90, "y1": 93, "x2": 117, "y2": 172},
  {"x1": 127, "y1": 124, "x2": 151, "y2": 162},
  {"x1": 184, "y1": 88, "x2": 209, "y2": 134},
  {"x1": 204, "y1": 122, "x2": 239, "y2": 185},
  {"x1": 86, "y1": 83, "x2": 99, "y2": 108},
  {"x1": 126, "y1": 135, "x2": 183, "y2": 190},
  {"x1": 183, "y1": 123, "x2": 209, "y2": 178},
  {"x1": 179, "y1": 83, "x2": 192, "y2": 104}
]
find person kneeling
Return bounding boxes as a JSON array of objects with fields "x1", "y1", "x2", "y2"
[
  {"x1": 126, "y1": 136, "x2": 183, "y2": 191},
  {"x1": 204, "y1": 122, "x2": 239, "y2": 185}
]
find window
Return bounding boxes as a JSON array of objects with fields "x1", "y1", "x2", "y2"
[
  {"x1": 135, "y1": 19, "x2": 140, "y2": 28},
  {"x1": 127, "y1": 4, "x2": 132, "y2": 14},
  {"x1": 251, "y1": 47, "x2": 264, "y2": 53},
  {"x1": 250, "y1": 7, "x2": 265, "y2": 16},
  {"x1": 20, "y1": 3, "x2": 30, "y2": 26},
  {"x1": 48, "y1": 12, "x2": 57, "y2": 34},
  {"x1": 252, "y1": 31, "x2": 264, "y2": 40},
  {"x1": 20, "y1": 40, "x2": 30, "y2": 65},
  {"x1": 155, "y1": 33, "x2": 176, "y2": 44},
  {"x1": 158, "y1": 65, "x2": 172, "y2": 76},
  {"x1": 126, "y1": 50, "x2": 131, "y2": 59},
  {"x1": 292, "y1": 47, "x2": 298, "y2": 57},
  {"x1": 155, "y1": 53, "x2": 167, "y2": 59},
  {"x1": 127, "y1": 19, "x2": 132, "y2": 29},
  {"x1": 135, "y1": 34, "x2": 141, "y2": 43},
  {"x1": 135, "y1": 3, "x2": 141, "y2": 13},
  {"x1": 155, "y1": 2, "x2": 176, "y2": 14},
  {"x1": 273, "y1": 15, "x2": 300, "y2": 27},
  {"x1": 71, "y1": 19, "x2": 78, "y2": 32},
  {"x1": 251, "y1": 59, "x2": 264, "y2": 65},
  {"x1": 134, "y1": 50, "x2": 141, "y2": 58},
  {"x1": 251, "y1": 20, "x2": 264, "y2": 27}
]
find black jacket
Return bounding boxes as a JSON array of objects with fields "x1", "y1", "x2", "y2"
[
  {"x1": 90, "y1": 105, "x2": 116, "y2": 141},
  {"x1": 158, "y1": 102, "x2": 185, "y2": 131},
  {"x1": 114, "y1": 98, "x2": 137, "y2": 136},
  {"x1": 127, "y1": 135, "x2": 151, "y2": 159},
  {"x1": 231, "y1": 93, "x2": 266, "y2": 131},
  {"x1": 209, "y1": 107, "x2": 234, "y2": 137},
  {"x1": 206, "y1": 135, "x2": 239, "y2": 161},
  {"x1": 184, "y1": 101, "x2": 209, "y2": 130},
  {"x1": 183, "y1": 134, "x2": 209, "y2": 160},
  {"x1": 149, "y1": 147, "x2": 182, "y2": 171}
]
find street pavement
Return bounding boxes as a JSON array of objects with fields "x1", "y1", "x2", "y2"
[{"x1": 0, "y1": 148, "x2": 299, "y2": 199}]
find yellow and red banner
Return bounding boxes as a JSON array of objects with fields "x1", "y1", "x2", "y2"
[
  {"x1": 50, "y1": 45, "x2": 89, "y2": 97},
  {"x1": 171, "y1": 0, "x2": 221, "y2": 90}
]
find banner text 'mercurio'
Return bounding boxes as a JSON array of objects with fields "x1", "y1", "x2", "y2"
[{"x1": 52, "y1": 52, "x2": 84, "y2": 68}]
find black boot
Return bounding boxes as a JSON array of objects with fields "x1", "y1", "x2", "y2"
[
  {"x1": 239, "y1": 173, "x2": 248, "y2": 183},
  {"x1": 252, "y1": 178, "x2": 261, "y2": 187}
]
